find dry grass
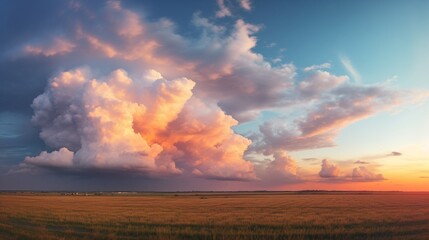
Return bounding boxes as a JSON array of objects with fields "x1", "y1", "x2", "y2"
[{"x1": 0, "y1": 192, "x2": 428, "y2": 239}]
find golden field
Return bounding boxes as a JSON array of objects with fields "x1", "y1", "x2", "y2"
[{"x1": 0, "y1": 192, "x2": 428, "y2": 239}]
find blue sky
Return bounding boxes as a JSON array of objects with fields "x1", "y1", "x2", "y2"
[{"x1": 0, "y1": 0, "x2": 428, "y2": 191}]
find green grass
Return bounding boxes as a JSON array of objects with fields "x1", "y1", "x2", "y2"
[{"x1": 0, "y1": 192, "x2": 428, "y2": 239}]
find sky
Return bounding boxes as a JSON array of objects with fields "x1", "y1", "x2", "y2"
[{"x1": 0, "y1": 0, "x2": 428, "y2": 191}]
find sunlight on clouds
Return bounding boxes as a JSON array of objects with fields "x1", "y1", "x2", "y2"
[
  {"x1": 6, "y1": 0, "x2": 428, "y2": 188},
  {"x1": 239, "y1": 0, "x2": 252, "y2": 11},
  {"x1": 24, "y1": 38, "x2": 75, "y2": 57},
  {"x1": 216, "y1": 0, "x2": 232, "y2": 18},
  {"x1": 23, "y1": 67, "x2": 255, "y2": 180}
]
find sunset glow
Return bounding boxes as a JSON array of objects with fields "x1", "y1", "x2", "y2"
[{"x1": 1, "y1": 0, "x2": 428, "y2": 191}]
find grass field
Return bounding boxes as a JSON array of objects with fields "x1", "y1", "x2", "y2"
[{"x1": 0, "y1": 192, "x2": 428, "y2": 239}]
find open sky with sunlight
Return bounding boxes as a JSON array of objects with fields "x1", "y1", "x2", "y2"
[{"x1": 0, "y1": 0, "x2": 428, "y2": 191}]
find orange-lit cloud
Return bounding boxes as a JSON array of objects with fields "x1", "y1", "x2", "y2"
[
  {"x1": 24, "y1": 38, "x2": 75, "y2": 56},
  {"x1": 9, "y1": 0, "x2": 428, "y2": 186},
  {"x1": 261, "y1": 150, "x2": 300, "y2": 182},
  {"x1": 319, "y1": 159, "x2": 341, "y2": 178},
  {"x1": 317, "y1": 159, "x2": 385, "y2": 182},
  {"x1": 23, "y1": 68, "x2": 255, "y2": 180},
  {"x1": 352, "y1": 166, "x2": 385, "y2": 182}
]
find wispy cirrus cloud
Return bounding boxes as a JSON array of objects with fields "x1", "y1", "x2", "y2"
[
  {"x1": 340, "y1": 55, "x2": 361, "y2": 83},
  {"x1": 355, "y1": 151, "x2": 403, "y2": 162}
]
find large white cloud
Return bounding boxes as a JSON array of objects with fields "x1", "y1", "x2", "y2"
[{"x1": 25, "y1": 67, "x2": 255, "y2": 180}]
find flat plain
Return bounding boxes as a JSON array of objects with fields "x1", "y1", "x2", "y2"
[{"x1": 0, "y1": 192, "x2": 428, "y2": 239}]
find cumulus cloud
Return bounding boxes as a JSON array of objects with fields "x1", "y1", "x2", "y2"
[
  {"x1": 25, "y1": 67, "x2": 255, "y2": 180},
  {"x1": 298, "y1": 70, "x2": 347, "y2": 98},
  {"x1": 317, "y1": 159, "x2": 385, "y2": 182},
  {"x1": 248, "y1": 83, "x2": 405, "y2": 155},
  {"x1": 216, "y1": 0, "x2": 251, "y2": 17},
  {"x1": 263, "y1": 151, "x2": 299, "y2": 181},
  {"x1": 14, "y1": 0, "x2": 412, "y2": 128},
  {"x1": 24, "y1": 148, "x2": 73, "y2": 168},
  {"x1": 298, "y1": 85, "x2": 403, "y2": 138},
  {"x1": 250, "y1": 121, "x2": 336, "y2": 154},
  {"x1": 7, "y1": 0, "x2": 427, "y2": 184},
  {"x1": 216, "y1": 0, "x2": 232, "y2": 18},
  {"x1": 239, "y1": 0, "x2": 252, "y2": 11},
  {"x1": 57, "y1": 2, "x2": 295, "y2": 122},
  {"x1": 352, "y1": 166, "x2": 385, "y2": 181},
  {"x1": 319, "y1": 159, "x2": 341, "y2": 178}
]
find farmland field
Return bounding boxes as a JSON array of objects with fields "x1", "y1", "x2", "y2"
[{"x1": 0, "y1": 192, "x2": 428, "y2": 239}]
